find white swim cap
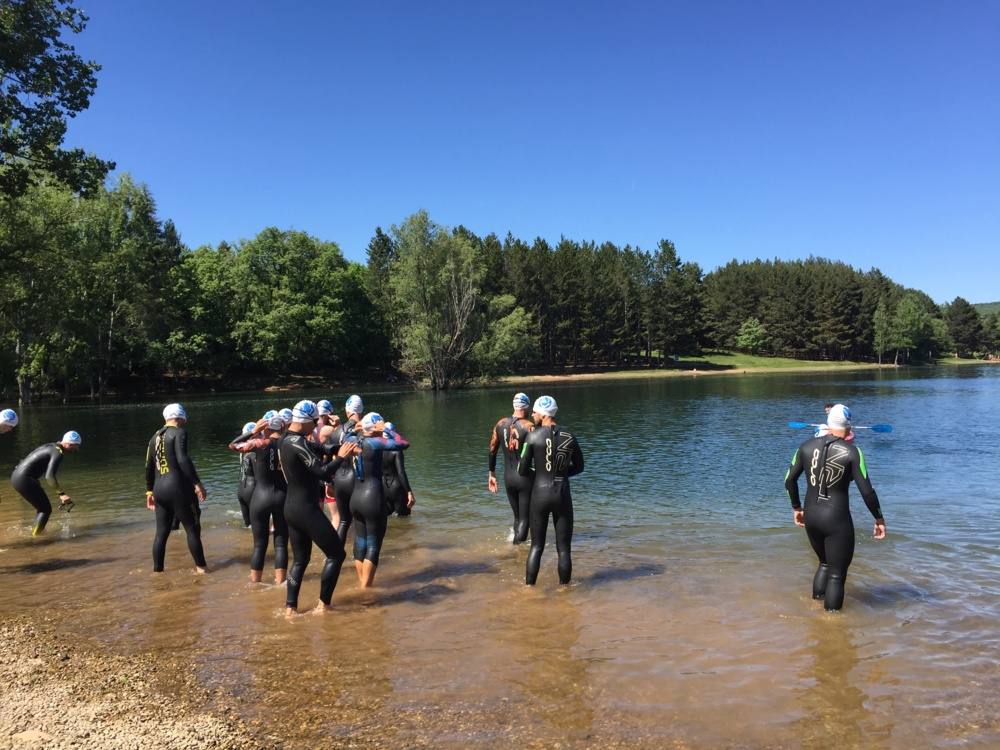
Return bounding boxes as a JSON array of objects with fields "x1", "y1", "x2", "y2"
[
  {"x1": 279, "y1": 408, "x2": 293, "y2": 425},
  {"x1": 317, "y1": 399, "x2": 333, "y2": 416},
  {"x1": 384, "y1": 421, "x2": 395, "y2": 432},
  {"x1": 345, "y1": 395, "x2": 364, "y2": 415},
  {"x1": 163, "y1": 403, "x2": 187, "y2": 421},
  {"x1": 291, "y1": 400, "x2": 318, "y2": 424},
  {"x1": 512, "y1": 393, "x2": 530, "y2": 410},
  {"x1": 826, "y1": 404, "x2": 852, "y2": 430},
  {"x1": 242, "y1": 422, "x2": 256, "y2": 434},
  {"x1": 360, "y1": 412, "x2": 383, "y2": 431},
  {"x1": 61, "y1": 430, "x2": 82, "y2": 446},
  {"x1": 0, "y1": 408, "x2": 18, "y2": 427},
  {"x1": 266, "y1": 413, "x2": 285, "y2": 431},
  {"x1": 262, "y1": 409, "x2": 277, "y2": 420},
  {"x1": 533, "y1": 395, "x2": 558, "y2": 417}
]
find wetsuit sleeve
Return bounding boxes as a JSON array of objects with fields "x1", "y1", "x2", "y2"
[
  {"x1": 229, "y1": 435, "x2": 270, "y2": 452},
  {"x1": 567, "y1": 436, "x2": 584, "y2": 477},
  {"x1": 394, "y1": 451, "x2": 412, "y2": 493},
  {"x1": 851, "y1": 446, "x2": 884, "y2": 520},
  {"x1": 44, "y1": 447, "x2": 64, "y2": 491},
  {"x1": 488, "y1": 420, "x2": 502, "y2": 472},
  {"x1": 175, "y1": 429, "x2": 202, "y2": 486},
  {"x1": 290, "y1": 436, "x2": 341, "y2": 480},
  {"x1": 784, "y1": 448, "x2": 804, "y2": 510},
  {"x1": 517, "y1": 436, "x2": 534, "y2": 478},
  {"x1": 372, "y1": 432, "x2": 410, "y2": 451},
  {"x1": 145, "y1": 436, "x2": 157, "y2": 492}
]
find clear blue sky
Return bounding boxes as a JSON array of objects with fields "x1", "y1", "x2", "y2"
[{"x1": 65, "y1": 1, "x2": 999, "y2": 303}]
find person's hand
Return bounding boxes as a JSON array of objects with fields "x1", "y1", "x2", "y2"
[
  {"x1": 146, "y1": 491, "x2": 155, "y2": 510},
  {"x1": 487, "y1": 473, "x2": 498, "y2": 494},
  {"x1": 873, "y1": 520, "x2": 886, "y2": 539},
  {"x1": 373, "y1": 420, "x2": 387, "y2": 434},
  {"x1": 793, "y1": 509, "x2": 805, "y2": 527},
  {"x1": 406, "y1": 491, "x2": 415, "y2": 509},
  {"x1": 337, "y1": 441, "x2": 359, "y2": 459},
  {"x1": 195, "y1": 484, "x2": 206, "y2": 503},
  {"x1": 58, "y1": 492, "x2": 72, "y2": 506},
  {"x1": 330, "y1": 416, "x2": 341, "y2": 428},
  {"x1": 254, "y1": 418, "x2": 268, "y2": 433}
]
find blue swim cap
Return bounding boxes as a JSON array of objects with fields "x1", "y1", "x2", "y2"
[
  {"x1": 0, "y1": 408, "x2": 18, "y2": 427},
  {"x1": 345, "y1": 395, "x2": 364, "y2": 415},
  {"x1": 242, "y1": 421, "x2": 256, "y2": 434},
  {"x1": 360, "y1": 412, "x2": 383, "y2": 431},
  {"x1": 512, "y1": 392, "x2": 530, "y2": 410},
  {"x1": 62, "y1": 430, "x2": 82, "y2": 446},
  {"x1": 384, "y1": 421, "x2": 395, "y2": 433},
  {"x1": 266, "y1": 413, "x2": 285, "y2": 431},
  {"x1": 316, "y1": 399, "x2": 333, "y2": 416},
  {"x1": 291, "y1": 400, "x2": 318, "y2": 423},
  {"x1": 262, "y1": 409, "x2": 277, "y2": 421},
  {"x1": 279, "y1": 408, "x2": 293, "y2": 425}
]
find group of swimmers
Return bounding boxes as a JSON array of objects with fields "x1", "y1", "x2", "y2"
[{"x1": 1, "y1": 393, "x2": 885, "y2": 612}]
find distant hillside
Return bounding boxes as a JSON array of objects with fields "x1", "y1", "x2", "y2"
[{"x1": 974, "y1": 301, "x2": 1000, "y2": 316}]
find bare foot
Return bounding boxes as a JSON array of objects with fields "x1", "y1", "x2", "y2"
[
  {"x1": 284, "y1": 606, "x2": 298, "y2": 619},
  {"x1": 250, "y1": 570, "x2": 262, "y2": 583},
  {"x1": 311, "y1": 602, "x2": 332, "y2": 615},
  {"x1": 194, "y1": 566, "x2": 207, "y2": 575}
]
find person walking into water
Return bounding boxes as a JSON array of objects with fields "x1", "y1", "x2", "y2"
[
  {"x1": 488, "y1": 392, "x2": 535, "y2": 543},
  {"x1": 784, "y1": 404, "x2": 886, "y2": 611},
  {"x1": 518, "y1": 396, "x2": 584, "y2": 585},
  {"x1": 10, "y1": 430, "x2": 81, "y2": 535},
  {"x1": 146, "y1": 404, "x2": 208, "y2": 574}
]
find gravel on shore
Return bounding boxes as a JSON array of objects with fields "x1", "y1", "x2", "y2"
[{"x1": 0, "y1": 619, "x2": 270, "y2": 750}]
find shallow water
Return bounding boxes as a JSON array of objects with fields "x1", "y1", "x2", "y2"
[{"x1": 1, "y1": 367, "x2": 999, "y2": 748}]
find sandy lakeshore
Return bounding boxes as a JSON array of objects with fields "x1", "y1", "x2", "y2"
[{"x1": 0, "y1": 619, "x2": 267, "y2": 750}]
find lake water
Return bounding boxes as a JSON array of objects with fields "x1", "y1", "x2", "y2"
[{"x1": 1, "y1": 366, "x2": 998, "y2": 748}]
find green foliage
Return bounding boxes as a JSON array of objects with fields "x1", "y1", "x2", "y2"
[
  {"x1": 735, "y1": 317, "x2": 768, "y2": 354},
  {"x1": 0, "y1": 0, "x2": 114, "y2": 196},
  {"x1": 943, "y1": 296, "x2": 983, "y2": 357}
]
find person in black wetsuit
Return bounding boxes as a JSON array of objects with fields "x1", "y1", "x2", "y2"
[
  {"x1": 309, "y1": 399, "x2": 342, "y2": 526},
  {"x1": 349, "y1": 412, "x2": 410, "y2": 588},
  {"x1": 784, "y1": 404, "x2": 887, "y2": 611},
  {"x1": 279, "y1": 399, "x2": 358, "y2": 615},
  {"x1": 229, "y1": 413, "x2": 288, "y2": 584},
  {"x1": 236, "y1": 421, "x2": 257, "y2": 528},
  {"x1": 488, "y1": 392, "x2": 535, "y2": 543},
  {"x1": 518, "y1": 396, "x2": 584, "y2": 585},
  {"x1": 10, "y1": 430, "x2": 81, "y2": 535},
  {"x1": 145, "y1": 403, "x2": 208, "y2": 573},
  {"x1": 328, "y1": 394, "x2": 364, "y2": 542},
  {"x1": 382, "y1": 422, "x2": 415, "y2": 517}
]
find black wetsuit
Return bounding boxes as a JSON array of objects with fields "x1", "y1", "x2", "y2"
[
  {"x1": 328, "y1": 418, "x2": 359, "y2": 542},
  {"x1": 237, "y1": 452, "x2": 256, "y2": 527},
  {"x1": 382, "y1": 449, "x2": 412, "y2": 517},
  {"x1": 231, "y1": 433, "x2": 288, "y2": 573},
  {"x1": 145, "y1": 425, "x2": 207, "y2": 571},
  {"x1": 10, "y1": 443, "x2": 67, "y2": 534},
  {"x1": 489, "y1": 416, "x2": 534, "y2": 543},
  {"x1": 278, "y1": 432, "x2": 346, "y2": 609},
  {"x1": 518, "y1": 425, "x2": 584, "y2": 585},
  {"x1": 349, "y1": 432, "x2": 410, "y2": 566},
  {"x1": 784, "y1": 435, "x2": 884, "y2": 611}
]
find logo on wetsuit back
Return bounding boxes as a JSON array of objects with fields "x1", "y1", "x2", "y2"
[
  {"x1": 819, "y1": 443, "x2": 849, "y2": 496},
  {"x1": 155, "y1": 433, "x2": 169, "y2": 476},
  {"x1": 546, "y1": 430, "x2": 576, "y2": 475}
]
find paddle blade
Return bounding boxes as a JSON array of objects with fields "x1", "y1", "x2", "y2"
[
  {"x1": 787, "y1": 421, "x2": 813, "y2": 429},
  {"x1": 869, "y1": 423, "x2": 893, "y2": 433}
]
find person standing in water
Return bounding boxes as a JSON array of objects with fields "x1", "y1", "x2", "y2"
[
  {"x1": 236, "y1": 421, "x2": 257, "y2": 528},
  {"x1": 518, "y1": 396, "x2": 584, "y2": 585},
  {"x1": 382, "y1": 422, "x2": 415, "y2": 517},
  {"x1": 310, "y1": 399, "x2": 342, "y2": 525},
  {"x1": 146, "y1": 403, "x2": 207, "y2": 574},
  {"x1": 10, "y1": 430, "x2": 81, "y2": 535},
  {"x1": 784, "y1": 404, "x2": 886, "y2": 611},
  {"x1": 229, "y1": 412, "x2": 288, "y2": 584},
  {"x1": 488, "y1": 392, "x2": 535, "y2": 543},
  {"x1": 279, "y1": 399, "x2": 358, "y2": 616},
  {"x1": 328, "y1": 394, "x2": 364, "y2": 542},
  {"x1": 349, "y1": 413, "x2": 410, "y2": 588}
]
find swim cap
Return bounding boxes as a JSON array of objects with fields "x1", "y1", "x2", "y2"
[
  {"x1": 291, "y1": 400, "x2": 318, "y2": 423},
  {"x1": 345, "y1": 395, "x2": 364, "y2": 415},
  {"x1": 826, "y1": 404, "x2": 852, "y2": 430},
  {"x1": 317, "y1": 399, "x2": 333, "y2": 416},
  {"x1": 0, "y1": 408, "x2": 18, "y2": 427},
  {"x1": 163, "y1": 403, "x2": 187, "y2": 421},
  {"x1": 266, "y1": 413, "x2": 284, "y2": 431},
  {"x1": 279, "y1": 408, "x2": 293, "y2": 426},
  {"x1": 360, "y1": 412, "x2": 383, "y2": 431},
  {"x1": 384, "y1": 421, "x2": 395, "y2": 433},
  {"x1": 262, "y1": 409, "x2": 277, "y2": 421},
  {"x1": 512, "y1": 393, "x2": 530, "y2": 410},
  {"x1": 242, "y1": 422, "x2": 256, "y2": 434},
  {"x1": 533, "y1": 395, "x2": 558, "y2": 417},
  {"x1": 61, "y1": 430, "x2": 82, "y2": 446}
]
